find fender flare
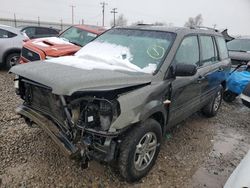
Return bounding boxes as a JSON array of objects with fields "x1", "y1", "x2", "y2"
[{"x1": 139, "y1": 100, "x2": 168, "y2": 133}]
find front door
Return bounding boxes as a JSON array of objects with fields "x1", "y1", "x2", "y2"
[{"x1": 168, "y1": 35, "x2": 201, "y2": 126}]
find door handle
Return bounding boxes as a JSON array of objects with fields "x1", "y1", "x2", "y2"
[
  {"x1": 197, "y1": 75, "x2": 205, "y2": 83},
  {"x1": 218, "y1": 67, "x2": 224, "y2": 72}
]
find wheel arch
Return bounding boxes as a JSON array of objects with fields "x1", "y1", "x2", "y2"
[
  {"x1": 140, "y1": 106, "x2": 167, "y2": 135},
  {"x1": 2, "y1": 48, "x2": 21, "y2": 66},
  {"x1": 221, "y1": 80, "x2": 227, "y2": 91}
]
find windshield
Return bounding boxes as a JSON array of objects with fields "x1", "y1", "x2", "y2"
[
  {"x1": 59, "y1": 26, "x2": 97, "y2": 47},
  {"x1": 75, "y1": 28, "x2": 176, "y2": 73},
  {"x1": 227, "y1": 39, "x2": 250, "y2": 52}
]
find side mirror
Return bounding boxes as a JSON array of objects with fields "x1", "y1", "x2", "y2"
[{"x1": 173, "y1": 63, "x2": 197, "y2": 77}]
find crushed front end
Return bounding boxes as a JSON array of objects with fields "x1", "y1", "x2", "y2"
[{"x1": 15, "y1": 76, "x2": 122, "y2": 166}]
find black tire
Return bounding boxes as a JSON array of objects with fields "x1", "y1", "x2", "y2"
[
  {"x1": 223, "y1": 90, "x2": 237, "y2": 103},
  {"x1": 5, "y1": 53, "x2": 20, "y2": 69},
  {"x1": 118, "y1": 119, "x2": 162, "y2": 182},
  {"x1": 202, "y1": 86, "x2": 223, "y2": 117}
]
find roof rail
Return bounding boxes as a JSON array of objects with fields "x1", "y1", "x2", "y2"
[
  {"x1": 136, "y1": 23, "x2": 154, "y2": 26},
  {"x1": 190, "y1": 26, "x2": 219, "y2": 32}
]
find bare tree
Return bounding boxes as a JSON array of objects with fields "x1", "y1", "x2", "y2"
[
  {"x1": 110, "y1": 14, "x2": 127, "y2": 27},
  {"x1": 184, "y1": 14, "x2": 203, "y2": 27}
]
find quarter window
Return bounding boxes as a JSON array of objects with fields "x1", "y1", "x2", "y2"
[
  {"x1": 0, "y1": 29, "x2": 16, "y2": 38},
  {"x1": 0, "y1": 29, "x2": 9, "y2": 38},
  {"x1": 200, "y1": 36, "x2": 216, "y2": 65},
  {"x1": 216, "y1": 37, "x2": 229, "y2": 59},
  {"x1": 174, "y1": 36, "x2": 199, "y2": 66}
]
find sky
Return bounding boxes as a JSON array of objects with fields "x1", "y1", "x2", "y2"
[{"x1": 0, "y1": 0, "x2": 249, "y2": 35}]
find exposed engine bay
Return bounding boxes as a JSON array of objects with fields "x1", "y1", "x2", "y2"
[{"x1": 16, "y1": 76, "x2": 122, "y2": 167}]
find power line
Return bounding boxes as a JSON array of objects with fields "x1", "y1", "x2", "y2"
[
  {"x1": 100, "y1": 1, "x2": 107, "y2": 27},
  {"x1": 70, "y1": 5, "x2": 75, "y2": 25},
  {"x1": 110, "y1": 8, "x2": 118, "y2": 27}
]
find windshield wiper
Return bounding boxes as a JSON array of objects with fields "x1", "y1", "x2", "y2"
[{"x1": 69, "y1": 41, "x2": 82, "y2": 47}]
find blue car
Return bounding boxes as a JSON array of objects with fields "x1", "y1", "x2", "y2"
[{"x1": 223, "y1": 36, "x2": 250, "y2": 102}]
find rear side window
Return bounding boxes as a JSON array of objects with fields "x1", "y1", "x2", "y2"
[
  {"x1": 174, "y1": 36, "x2": 199, "y2": 65},
  {"x1": 48, "y1": 29, "x2": 59, "y2": 34},
  {"x1": 0, "y1": 29, "x2": 17, "y2": 38},
  {"x1": 200, "y1": 36, "x2": 216, "y2": 65},
  {"x1": 36, "y1": 27, "x2": 50, "y2": 35},
  {"x1": 216, "y1": 37, "x2": 229, "y2": 59}
]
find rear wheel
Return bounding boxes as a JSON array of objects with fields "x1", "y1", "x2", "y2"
[
  {"x1": 118, "y1": 119, "x2": 162, "y2": 182},
  {"x1": 223, "y1": 90, "x2": 238, "y2": 103},
  {"x1": 202, "y1": 86, "x2": 223, "y2": 117},
  {"x1": 6, "y1": 53, "x2": 20, "y2": 69}
]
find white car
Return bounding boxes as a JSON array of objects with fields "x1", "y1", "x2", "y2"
[
  {"x1": 241, "y1": 83, "x2": 250, "y2": 108},
  {"x1": 224, "y1": 150, "x2": 250, "y2": 187},
  {"x1": 0, "y1": 24, "x2": 28, "y2": 69}
]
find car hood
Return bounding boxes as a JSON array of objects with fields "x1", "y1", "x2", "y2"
[
  {"x1": 10, "y1": 57, "x2": 153, "y2": 96},
  {"x1": 26, "y1": 37, "x2": 81, "y2": 57},
  {"x1": 229, "y1": 51, "x2": 250, "y2": 62}
]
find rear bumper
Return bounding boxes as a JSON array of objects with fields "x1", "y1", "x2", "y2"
[
  {"x1": 241, "y1": 93, "x2": 250, "y2": 103},
  {"x1": 16, "y1": 105, "x2": 78, "y2": 157}
]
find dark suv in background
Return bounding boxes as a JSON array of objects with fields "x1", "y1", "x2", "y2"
[
  {"x1": 11, "y1": 25, "x2": 231, "y2": 182},
  {"x1": 20, "y1": 26, "x2": 60, "y2": 39}
]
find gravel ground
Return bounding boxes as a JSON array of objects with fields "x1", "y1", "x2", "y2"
[{"x1": 0, "y1": 69, "x2": 250, "y2": 188}]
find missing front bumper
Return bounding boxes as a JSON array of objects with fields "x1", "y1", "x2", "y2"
[
  {"x1": 16, "y1": 105, "x2": 78, "y2": 157},
  {"x1": 16, "y1": 105, "x2": 118, "y2": 162}
]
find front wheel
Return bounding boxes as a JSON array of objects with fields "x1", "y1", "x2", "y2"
[
  {"x1": 118, "y1": 119, "x2": 162, "y2": 182},
  {"x1": 202, "y1": 86, "x2": 223, "y2": 117}
]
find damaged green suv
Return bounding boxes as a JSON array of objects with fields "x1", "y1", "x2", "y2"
[{"x1": 11, "y1": 26, "x2": 230, "y2": 182}]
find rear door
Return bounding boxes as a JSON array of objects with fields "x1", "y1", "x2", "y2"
[
  {"x1": 168, "y1": 35, "x2": 202, "y2": 126},
  {"x1": 198, "y1": 35, "x2": 228, "y2": 105}
]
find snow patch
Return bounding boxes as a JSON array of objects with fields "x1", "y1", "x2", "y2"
[
  {"x1": 47, "y1": 37, "x2": 73, "y2": 45},
  {"x1": 32, "y1": 37, "x2": 73, "y2": 46},
  {"x1": 32, "y1": 41, "x2": 49, "y2": 47},
  {"x1": 47, "y1": 41, "x2": 157, "y2": 74}
]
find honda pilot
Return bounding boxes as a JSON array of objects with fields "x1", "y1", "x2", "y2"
[{"x1": 10, "y1": 25, "x2": 231, "y2": 182}]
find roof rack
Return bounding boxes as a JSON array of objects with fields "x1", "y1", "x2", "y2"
[
  {"x1": 190, "y1": 26, "x2": 219, "y2": 32},
  {"x1": 136, "y1": 23, "x2": 154, "y2": 26}
]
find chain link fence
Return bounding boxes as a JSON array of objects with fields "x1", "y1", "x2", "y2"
[{"x1": 0, "y1": 18, "x2": 72, "y2": 31}]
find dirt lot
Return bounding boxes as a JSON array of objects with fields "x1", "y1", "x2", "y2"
[{"x1": 0, "y1": 69, "x2": 250, "y2": 188}]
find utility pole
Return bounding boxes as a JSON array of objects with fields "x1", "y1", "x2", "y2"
[
  {"x1": 38, "y1": 16, "x2": 40, "y2": 26},
  {"x1": 14, "y1": 13, "x2": 17, "y2": 27},
  {"x1": 70, "y1": 5, "x2": 75, "y2": 25},
  {"x1": 60, "y1": 19, "x2": 63, "y2": 31},
  {"x1": 110, "y1": 8, "x2": 118, "y2": 27},
  {"x1": 100, "y1": 2, "x2": 107, "y2": 27}
]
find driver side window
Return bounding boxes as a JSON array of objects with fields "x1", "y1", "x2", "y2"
[{"x1": 174, "y1": 36, "x2": 199, "y2": 66}]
